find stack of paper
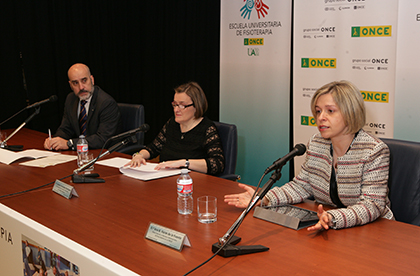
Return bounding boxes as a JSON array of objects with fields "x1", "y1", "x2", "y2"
[
  {"x1": 20, "y1": 155, "x2": 77, "y2": 168},
  {"x1": 0, "y1": 149, "x2": 59, "y2": 165},
  {"x1": 96, "y1": 157, "x2": 183, "y2": 181}
]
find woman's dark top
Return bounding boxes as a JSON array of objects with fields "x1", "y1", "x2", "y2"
[{"x1": 144, "y1": 117, "x2": 225, "y2": 175}]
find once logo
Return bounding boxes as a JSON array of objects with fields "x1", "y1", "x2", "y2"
[
  {"x1": 301, "y1": 116, "x2": 317, "y2": 126},
  {"x1": 301, "y1": 58, "x2": 336, "y2": 68},
  {"x1": 244, "y1": 38, "x2": 264, "y2": 45},
  {"x1": 367, "y1": 122, "x2": 386, "y2": 129},
  {"x1": 361, "y1": 91, "x2": 389, "y2": 103},
  {"x1": 352, "y1": 26, "x2": 392, "y2": 37}
]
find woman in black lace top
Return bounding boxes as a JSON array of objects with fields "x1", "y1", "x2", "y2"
[{"x1": 127, "y1": 82, "x2": 225, "y2": 175}]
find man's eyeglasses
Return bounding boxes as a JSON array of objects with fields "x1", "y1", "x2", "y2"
[{"x1": 171, "y1": 102, "x2": 194, "y2": 109}]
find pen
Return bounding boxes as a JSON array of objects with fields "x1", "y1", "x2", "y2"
[{"x1": 48, "y1": 129, "x2": 52, "y2": 150}]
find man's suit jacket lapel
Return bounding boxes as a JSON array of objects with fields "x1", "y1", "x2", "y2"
[{"x1": 71, "y1": 95, "x2": 81, "y2": 137}]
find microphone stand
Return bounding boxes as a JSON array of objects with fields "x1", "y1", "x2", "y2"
[
  {"x1": 0, "y1": 107, "x2": 40, "y2": 151},
  {"x1": 0, "y1": 106, "x2": 27, "y2": 126},
  {"x1": 72, "y1": 135, "x2": 137, "y2": 183},
  {"x1": 212, "y1": 165, "x2": 284, "y2": 257}
]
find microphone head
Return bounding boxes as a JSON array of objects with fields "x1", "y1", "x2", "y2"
[
  {"x1": 49, "y1": 95, "x2": 58, "y2": 102},
  {"x1": 295, "y1": 143, "x2": 306, "y2": 156},
  {"x1": 142, "y1": 123, "x2": 150, "y2": 132}
]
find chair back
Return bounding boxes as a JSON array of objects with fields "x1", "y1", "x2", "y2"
[
  {"x1": 214, "y1": 121, "x2": 238, "y2": 179},
  {"x1": 382, "y1": 138, "x2": 420, "y2": 226},
  {"x1": 117, "y1": 103, "x2": 145, "y2": 154}
]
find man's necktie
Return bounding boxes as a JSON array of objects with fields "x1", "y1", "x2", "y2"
[{"x1": 79, "y1": 100, "x2": 87, "y2": 135}]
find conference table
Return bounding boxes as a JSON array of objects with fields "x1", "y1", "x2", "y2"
[{"x1": 1, "y1": 128, "x2": 420, "y2": 275}]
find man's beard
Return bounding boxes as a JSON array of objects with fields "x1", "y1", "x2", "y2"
[{"x1": 77, "y1": 89, "x2": 93, "y2": 101}]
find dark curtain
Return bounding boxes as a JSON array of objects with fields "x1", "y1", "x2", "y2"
[{"x1": 0, "y1": 1, "x2": 220, "y2": 145}]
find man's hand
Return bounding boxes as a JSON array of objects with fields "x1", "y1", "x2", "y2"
[{"x1": 44, "y1": 137, "x2": 70, "y2": 151}]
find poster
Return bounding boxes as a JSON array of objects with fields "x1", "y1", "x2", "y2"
[
  {"x1": 293, "y1": 0, "x2": 398, "y2": 173},
  {"x1": 220, "y1": 0, "x2": 292, "y2": 184}
]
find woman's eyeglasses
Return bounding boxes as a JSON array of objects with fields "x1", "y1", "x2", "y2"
[{"x1": 171, "y1": 102, "x2": 194, "y2": 109}]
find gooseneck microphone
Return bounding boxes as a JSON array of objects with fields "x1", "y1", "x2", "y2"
[
  {"x1": 213, "y1": 144, "x2": 307, "y2": 260},
  {"x1": 26, "y1": 95, "x2": 58, "y2": 109},
  {"x1": 0, "y1": 95, "x2": 58, "y2": 150},
  {"x1": 264, "y1": 143, "x2": 306, "y2": 174},
  {"x1": 110, "y1": 124, "x2": 150, "y2": 141},
  {"x1": 73, "y1": 124, "x2": 150, "y2": 176},
  {"x1": 1, "y1": 95, "x2": 58, "y2": 127}
]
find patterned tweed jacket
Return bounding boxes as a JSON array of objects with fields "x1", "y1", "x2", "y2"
[{"x1": 265, "y1": 129, "x2": 394, "y2": 229}]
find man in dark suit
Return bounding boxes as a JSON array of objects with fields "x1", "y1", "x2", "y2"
[{"x1": 44, "y1": 63, "x2": 122, "y2": 150}]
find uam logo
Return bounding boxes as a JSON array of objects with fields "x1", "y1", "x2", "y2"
[{"x1": 240, "y1": 0, "x2": 270, "y2": 20}]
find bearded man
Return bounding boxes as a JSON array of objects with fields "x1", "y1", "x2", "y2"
[{"x1": 44, "y1": 63, "x2": 121, "y2": 150}]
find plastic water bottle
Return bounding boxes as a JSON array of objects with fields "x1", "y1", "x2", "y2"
[
  {"x1": 77, "y1": 135, "x2": 88, "y2": 167},
  {"x1": 177, "y1": 169, "x2": 193, "y2": 215}
]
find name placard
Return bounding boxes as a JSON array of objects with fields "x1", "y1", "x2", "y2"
[
  {"x1": 52, "y1": 179, "x2": 79, "y2": 199},
  {"x1": 144, "y1": 222, "x2": 191, "y2": 251}
]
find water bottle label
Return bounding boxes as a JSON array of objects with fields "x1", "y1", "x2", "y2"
[
  {"x1": 77, "y1": 144, "x2": 88, "y2": 152},
  {"x1": 177, "y1": 179, "x2": 192, "y2": 184},
  {"x1": 177, "y1": 183, "x2": 193, "y2": 194}
]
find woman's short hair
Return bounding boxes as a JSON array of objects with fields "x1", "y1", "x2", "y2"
[
  {"x1": 175, "y1": 81, "x2": 208, "y2": 118},
  {"x1": 310, "y1": 80, "x2": 366, "y2": 134}
]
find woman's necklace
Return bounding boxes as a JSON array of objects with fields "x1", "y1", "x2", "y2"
[{"x1": 180, "y1": 118, "x2": 202, "y2": 139}]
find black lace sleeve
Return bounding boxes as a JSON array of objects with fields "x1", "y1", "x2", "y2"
[
  {"x1": 144, "y1": 118, "x2": 225, "y2": 175},
  {"x1": 144, "y1": 119, "x2": 170, "y2": 159},
  {"x1": 204, "y1": 124, "x2": 225, "y2": 175}
]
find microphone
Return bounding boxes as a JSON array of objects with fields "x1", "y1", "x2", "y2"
[
  {"x1": 26, "y1": 95, "x2": 58, "y2": 109},
  {"x1": 110, "y1": 124, "x2": 150, "y2": 140},
  {"x1": 264, "y1": 144, "x2": 306, "y2": 174}
]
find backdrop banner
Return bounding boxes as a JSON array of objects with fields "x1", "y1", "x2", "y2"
[
  {"x1": 293, "y1": 0, "x2": 398, "y2": 173},
  {"x1": 220, "y1": 0, "x2": 292, "y2": 185}
]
